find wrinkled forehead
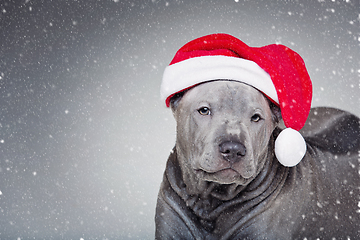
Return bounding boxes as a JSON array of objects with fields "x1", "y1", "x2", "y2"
[{"x1": 184, "y1": 80, "x2": 268, "y2": 108}]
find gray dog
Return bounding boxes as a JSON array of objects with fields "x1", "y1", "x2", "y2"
[{"x1": 156, "y1": 34, "x2": 360, "y2": 239}]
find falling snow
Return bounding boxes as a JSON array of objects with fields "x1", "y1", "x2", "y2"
[{"x1": 0, "y1": 0, "x2": 359, "y2": 239}]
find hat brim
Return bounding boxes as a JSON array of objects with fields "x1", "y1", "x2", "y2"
[{"x1": 161, "y1": 55, "x2": 279, "y2": 107}]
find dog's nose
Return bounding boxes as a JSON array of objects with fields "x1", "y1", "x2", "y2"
[{"x1": 219, "y1": 141, "x2": 246, "y2": 163}]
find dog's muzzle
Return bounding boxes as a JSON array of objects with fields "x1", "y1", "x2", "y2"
[{"x1": 219, "y1": 141, "x2": 246, "y2": 163}]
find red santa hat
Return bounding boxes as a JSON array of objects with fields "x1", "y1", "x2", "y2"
[{"x1": 160, "y1": 33, "x2": 312, "y2": 167}]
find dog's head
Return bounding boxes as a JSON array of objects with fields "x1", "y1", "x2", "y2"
[{"x1": 171, "y1": 80, "x2": 282, "y2": 186}]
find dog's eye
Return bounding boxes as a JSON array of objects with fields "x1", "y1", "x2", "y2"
[
  {"x1": 251, "y1": 114, "x2": 262, "y2": 122},
  {"x1": 198, "y1": 107, "x2": 211, "y2": 116}
]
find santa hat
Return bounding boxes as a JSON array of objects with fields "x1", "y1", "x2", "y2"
[{"x1": 160, "y1": 33, "x2": 312, "y2": 167}]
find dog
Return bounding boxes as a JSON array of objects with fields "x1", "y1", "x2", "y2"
[
  {"x1": 155, "y1": 33, "x2": 360, "y2": 239},
  {"x1": 155, "y1": 80, "x2": 360, "y2": 239}
]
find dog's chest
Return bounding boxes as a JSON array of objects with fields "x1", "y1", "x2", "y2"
[{"x1": 186, "y1": 192, "x2": 302, "y2": 239}]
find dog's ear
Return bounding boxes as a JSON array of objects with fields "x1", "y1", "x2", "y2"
[
  {"x1": 268, "y1": 100, "x2": 282, "y2": 124},
  {"x1": 169, "y1": 91, "x2": 186, "y2": 112}
]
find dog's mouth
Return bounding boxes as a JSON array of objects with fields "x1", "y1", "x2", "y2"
[
  {"x1": 194, "y1": 168, "x2": 247, "y2": 184},
  {"x1": 195, "y1": 167, "x2": 238, "y2": 174}
]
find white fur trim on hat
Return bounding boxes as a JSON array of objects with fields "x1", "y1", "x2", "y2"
[{"x1": 160, "y1": 56, "x2": 279, "y2": 105}]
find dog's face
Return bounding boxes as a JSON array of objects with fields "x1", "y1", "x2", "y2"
[{"x1": 172, "y1": 81, "x2": 280, "y2": 185}]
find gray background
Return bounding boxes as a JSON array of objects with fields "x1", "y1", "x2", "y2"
[{"x1": 0, "y1": 0, "x2": 359, "y2": 239}]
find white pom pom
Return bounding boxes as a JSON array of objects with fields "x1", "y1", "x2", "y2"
[{"x1": 275, "y1": 128, "x2": 306, "y2": 167}]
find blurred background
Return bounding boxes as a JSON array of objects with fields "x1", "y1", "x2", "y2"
[{"x1": 0, "y1": 0, "x2": 359, "y2": 239}]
